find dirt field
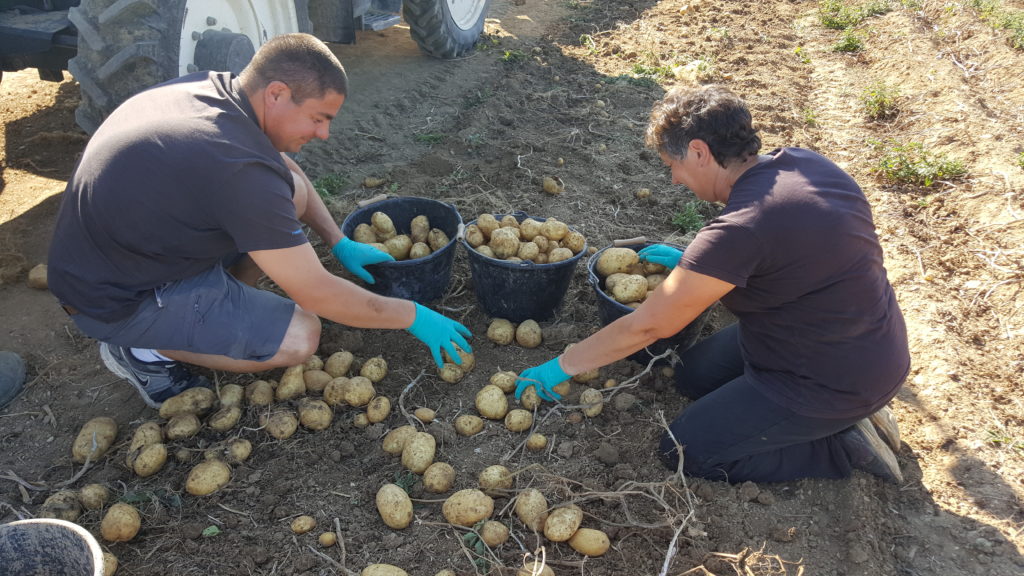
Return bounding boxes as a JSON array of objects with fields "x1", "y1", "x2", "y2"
[{"x1": 1, "y1": 1, "x2": 1022, "y2": 575}]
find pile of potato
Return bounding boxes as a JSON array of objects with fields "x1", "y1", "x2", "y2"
[
  {"x1": 351, "y1": 212, "x2": 450, "y2": 261},
  {"x1": 485, "y1": 318, "x2": 543, "y2": 348},
  {"x1": 465, "y1": 214, "x2": 588, "y2": 264},
  {"x1": 594, "y1": 246, "x2": 670, "y2": 307},
  {"x1": 514, "y1": 489, "x2": 610, "y2": 558}
]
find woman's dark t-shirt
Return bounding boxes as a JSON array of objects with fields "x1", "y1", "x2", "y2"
[{"x1": 680, "y1": 148, "x2": 909, "y2": 418}]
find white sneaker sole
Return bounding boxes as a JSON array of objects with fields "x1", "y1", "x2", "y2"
[{"x1": 99, "y1": 343, "x2": 162, "y2": 409}]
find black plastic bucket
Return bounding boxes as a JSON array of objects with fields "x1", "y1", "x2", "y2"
[
  {"x1": 587, "y1": 241, "x2": 710, "y2": 363},
  {"x1": 461, "y1": 212, "x2": 587, "y2": 322},
  {"x1": 341, "y1": 196, "x2": 462, "y2": 303}
]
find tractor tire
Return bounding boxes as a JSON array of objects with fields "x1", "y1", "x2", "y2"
[
  {"x1": 403, "y1": 0, "x2": 491, "y2": 59},
  {"x1": 67, "y1": 0, "x2": 192, "y2": 135}
]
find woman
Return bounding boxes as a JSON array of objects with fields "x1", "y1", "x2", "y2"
[{"x1": 517, "y1": 85, "x2": 909, "y2": 484}]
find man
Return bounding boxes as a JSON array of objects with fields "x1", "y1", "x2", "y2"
[
  {"x1": 48, "y1": 34, "x2": 470, "y2": 408},
  {"x1": 517, "y1": 85, "x2": 908, "y2": 484}
]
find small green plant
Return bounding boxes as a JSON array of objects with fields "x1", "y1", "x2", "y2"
[
  {"x1": 1017, "y1": 152, "x2": 1024, "y2": 170},
  {"x1": 672, "y1": 202, "x2": 708, "y2": 233},
  {"x1": 871, "y1": 140, "x2": 968, "y2": 187},
  {"x1": 802, "y1": 107, "x2": 819, "y2": 127},
  {"x1": 414, "y1": 133, "x2": 445, "y2": 145},
  {"x1": 631, "y1": 62, "x2": 675, "y2": 79},
  {"x1": 393, "y1": 470, "x2": 417, "y2": 493},
  {"x1": 819, "y1": 0, "x2": 892, "y2": 30},
  {"x1": 794, "y1": 46, "x2": 811, "y2": 63},
  {"x1": 462, "y1": 521, "x2": 491, "y2": 572},
  {"x1": 860, "y1": 82, "x2": 900, "y2": 120},
  {"x1": 604, "y1": 74, "x2": 660, "y2": 89},
  {"x1": 833, "y1": 29, "x2": 865, "y2": 51},
  {"x1": 312, "y1": 173, "x2": 348, "y2": 199},
  {"x1": 501, "y1": 49, "x2": 527, "y2": 64},
  {"x1": 986, "y1": 429, "x2": 1023, "y2": 452},
  {"x1": 579, "y1": 33, "x2": 597, "y2": 54},
  {"x1": 969, "y1": 0, "x2": 1024, "y2": 49}
]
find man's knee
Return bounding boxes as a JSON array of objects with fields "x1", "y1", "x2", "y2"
[{"x1": 273, "y1": 308, "x2": 321, "y2": 366}]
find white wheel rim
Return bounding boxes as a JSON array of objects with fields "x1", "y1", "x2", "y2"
[
  {"x1": 446, "y1": 0, "x2": 488, "y2": 31},
  {"x1": 178, "y1": 0, "x2": 299, "y2": 77}
]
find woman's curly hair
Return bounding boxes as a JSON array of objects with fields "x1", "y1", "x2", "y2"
[{"x1": 645, "y1": 85, "x2": 761, "y2": 167}]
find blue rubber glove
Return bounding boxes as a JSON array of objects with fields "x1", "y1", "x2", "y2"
[
  {"x1": 331, "y1": 237, "x2": 395, "y2": 284},
  {"x1": 515, "y1": 356, "x2": 571, "y2": 402},
  {"x1": 637, "y1": 244, "x2": 683, "y2": 269},
  {"x1": 406, "y1": 303, "x2": 473, "y2": 369}
]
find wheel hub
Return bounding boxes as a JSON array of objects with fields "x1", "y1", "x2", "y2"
[{"x1": 193, "y1": 30, "x2": 255, "y2": 74}]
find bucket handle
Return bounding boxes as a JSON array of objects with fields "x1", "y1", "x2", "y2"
[
  {"x1": 357, "y1": 193, "x2": 389, "y2": 208},
  {"x1": 613, "y1": 236, "x2": 647, "y2": 247}
]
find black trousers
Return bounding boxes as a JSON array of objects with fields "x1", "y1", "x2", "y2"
[{"x1": 659, "y1": 323, "x2": 867, "y2": 483}]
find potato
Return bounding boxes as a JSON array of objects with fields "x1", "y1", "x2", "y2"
[
  {"x1": 353, "y1": 223, "x2": 377, "y2": 244},
  {"x1": 366, "y1": 395, "x2": 391, "y2": 423},
  {"x1": 434, "y1": 571, "x2": 456, "y2": 576},
  {"x1": 427, "y1": 228, "x2": 450, "y2": 252},
  {"x1": 159, "y1": 387, "x2": 217, "y2": 419},
  {"x1": 246, "y1": 380, "x2": 274, "y2": 406},
  {"x1": 540, "y1": 218, "x2": 568, "y2": 241},
  {"x1": 489, "y1": 371, "x2": 517, "y2": 393},
  {"x1": 548, "y1": 247, "x2": 574, "y2": 263},
  {"x1": 543, "y1": 505, "x2": 583, "y2": 542},
  {"x1": 362, "y1": 565, "x2": 409, "y2": 576},
  {"x1": 186, "y1": 459, "x2": 231, "y2": 496},
  {"x1": 596, "y1": 247, "x2": 640, "y2": 277},
  {"x1": 517, "y1": 561, "x2": 554, "y2": 576},
  {"x1": 532, "y1": 234, "x2": 550, "y2": 253},
  {"x1": 553, "y1": 381, "x2": 570, "y2": 397},
  {"x1": 301, "y1": 354, "x2": 323, "y2": 371},
  {"x1": 382, "y1": 425, "x2": 417, "y2": 455},
  {"x1": 568, "y1": 528, "x2": 611, "y2": 556},
  {"x1": 464, "y1": 224, "x2": 486, "y2": 248},
  {"x1": 475, "y1": 385, "x2": 509, "y2": 420},
  {"x1": 353, "y1": 413, "x2": 370, "y2": 428},
  {"x1": 79, "y1": 483, "x2": 110, "y2": 510},
  {"x1": 611, "y1": 274, "x2": 648, "y2": 304},
  {"x1": 101, "y1": 503, "x2": 141, "y2": 542},
  {"x1": 414, "y1": 407, "x2": 436, "y2": 423},
  {"x1": 489, "y1": 227, "x2": 520, "y2": 259},
  {"x1": 72, "y1": 416, "x2": 118, "y2": 463},
  {"x1": 542, "y1": 176, "x2": 563, "y2": 195},
  {"x1": 371, "y1": 211, "x2": 396, "y2": 240},
  {"x1": 476, "y1": 214, "x2": 500, "y2": 238},
  {"x1": 516, "y1": 241, "x2": 540, "y2": 261},
  {"x1": 478, "y1": 465, "x2": 513, "y2": 493},
  {"x1": 476, "y1": 245, "x2": 496, "y2": 258},
  {"x1": 291, "y1": 515, "x2": 316, "y2": 534},
  {"x1": 303, "y1": 369, "x2": 333, "y2": 393},
  {"x1": 410, "y1": 214, "x2": 431, "y2": 244},
  {"x1": 345, "y1": 376, "x2": 377, "y2": 407},
  {"x1": 218, "y1": 383, "x2": 245, "y2": 408},
  {"x1": 165, "y1": 414, "x2": 201, "y2": 440},
  {"x1": 441, "y1": 347, "x2": 475, "y2": 372},
  {"x1": 298, "y1": 398, "x2": 334, "y2": 430},
  {"x1": 646, "y1": 273, "x2": 667, "y2": 291},
  {"x1": 487, "y1": 318, "x2": 515, "y2": 345},
  {"x1": 39, "y1": 491, "x2": 81, "y2": 522},
  {"x1": 572, "y1": 367, "x2": 600, "y2": 384},
  {"x1": 603, "y1": 378, "x2": 618, "y2": 389},
  {"x1": 604, "y1": 272, "x2": 629, "y2": 292},
  {"x1": 276, "y1": 365, "x2": 307, "y2": 401},
  {"x1": 526, "y1": 433, "x2": 547, "y2": 451},
  {"x1": 514, "y1": 488, "x2": 549, "y2": 531},
  {"x1": 438, "y1": 363, "x2": 464, "y2": 383},
  {"x1": 322, "y1": 377, "x2": 350, "y2": 406},
  {"x1": 580, "y1": 388, "x2": 604, "y2": 418},
  {"x1": 454, "y1": 414, "x2": 484, "y2": 436},
  {"x1": 480, "y1": 520, "x2": 510, "y2": 547},
  {"x1": 324, "y1": 351, "x2": 354, "y2": 377},
  {"x1": 515, "y1": 320, "x2": 543, "y2": 348},
  {"x1": 442, "y1": 489, "x2": 494, "y2": 527},
  {"x1": 376, "y1": 483, "x2": 414, "y2": 529},
  {"x1": 225, "y1": 438, "x2": 253, "y2": 464},
  {"x1": 207, "y1": 405, "x2": 241, "y2": 432},
  {"x1": 102, "y1": 552, "x2": 117, "y2": 576},
  {"x1": 385, "y1": 235, "x2": 413, "y2": 260},
  {"x1": 132, "y1": 443, "x2": 168, "y2": 477},
  {"x1": 519, "y1": 386, "x2": 541, "y2": 410},
  {"x1": 562, "y1": 230, "x2": 586, "y2": 254},
  {"x1": 319, "y1": 532, "x2": 337, "y2": 547},
  {"x1": 423, "y1": 462, "x2": 456, "y2": 493},
  {"x1": 409, "y1": 242, "x2": 431, "y2": 259},
  {"x1": 504, "y1": 409, "x2": 533, "y2": 432},
  {"x1": 401, "y1": 432, "x2": 436, "y2": 474},
  {"x1": 264, "y1": 410, "x2": 299, "y2": 440},
  {"x1": 126, "y1": 421, "x2": 163, "y2": 467}
]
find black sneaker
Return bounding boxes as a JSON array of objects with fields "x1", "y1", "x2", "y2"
[
  {"x1": 99, "y1": 343, "x2": 210, "y2": 409},
  {"x1": 839, "y1": 418, "x2": 904, "y2": 484}
]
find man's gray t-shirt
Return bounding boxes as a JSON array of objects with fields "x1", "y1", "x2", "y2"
[
  {"x1": 680, "y1": 147, "x2": 909, "y2": 418},
  {"x1": 49, "y1": 72, "x2": 307, "y2": 322}
]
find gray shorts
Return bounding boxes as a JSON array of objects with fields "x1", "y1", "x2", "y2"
[{"x1": 71, "y1": 265, "x2": 295, "y2": 362}]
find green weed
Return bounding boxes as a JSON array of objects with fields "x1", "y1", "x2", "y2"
[
  {"x1": 802, "y1": 107, "x2": 819, "y2": 127},
  {"x1": 819, "y1": 0, "x2": 892, "y2": 30},
  {"x1": 1017, "y1": 152, "x2": 1024, "y2": 170},
  {"x1": 833, "y1": 29, "x2": 865, "y2": 51},
  {"x1": 501, "y1": 49, "x2": 527, "y2": 64},
  {"x1": 462, "y1": 521, "x2": 492, "y2": 573},
  {"x1": 603, "y1": 74, "x2": 660, "y2": 89},
  {"x1": 632, "y1": 62, "x2": 675, "y2": 79},
  {"x1": 671, "y1": 201, "x2": 715, "y2": 233},
  {"x1": 860, "y1": 82, "x2": 900, "y2": 120},
  {"x1": 393, "y1": 471, "x2": 417, "y2": 493},
  {"x1": 313, "y1": 173, "x2": 348, "y2": 199},
  {"x1": 969, "y1": 0, "x2": 1024, "y2": 49},
  {"x1": 871, "y1": 140, "x2": 968, "y2": 187},
  {"x1": 986, "y1": 429, "x2": 1023, "y2": 452},
  {"x1": 794, "y1": 46, "x2": 811, "y2": 63},
  {"x1": 414, "y1": 133, "x2": 445, "y2": 145},
  {"x1": 579, "y1": 34, "x2": 598, "y2": 54}
]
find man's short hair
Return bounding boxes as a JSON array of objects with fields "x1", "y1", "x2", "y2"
[
  {"x1": 239, "y1": 33, "x2": 348, "y2": 103},
  {"x1": 645, "y1": 85, "x2": 761, "y2": 168}
]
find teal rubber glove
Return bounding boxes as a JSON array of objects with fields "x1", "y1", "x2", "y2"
[
  {"x1": 406, "y1": 303, "x2": 473, "y2": 369},
  {"x1": 331, "y1": 237, "x2": 394, "y2": 284},
  {"x1": 637, "y1": 244, "x2": 683, "y2": 269},
  {"x1": 515, "y1": 356, "x2": 571, "y2": 402}
]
